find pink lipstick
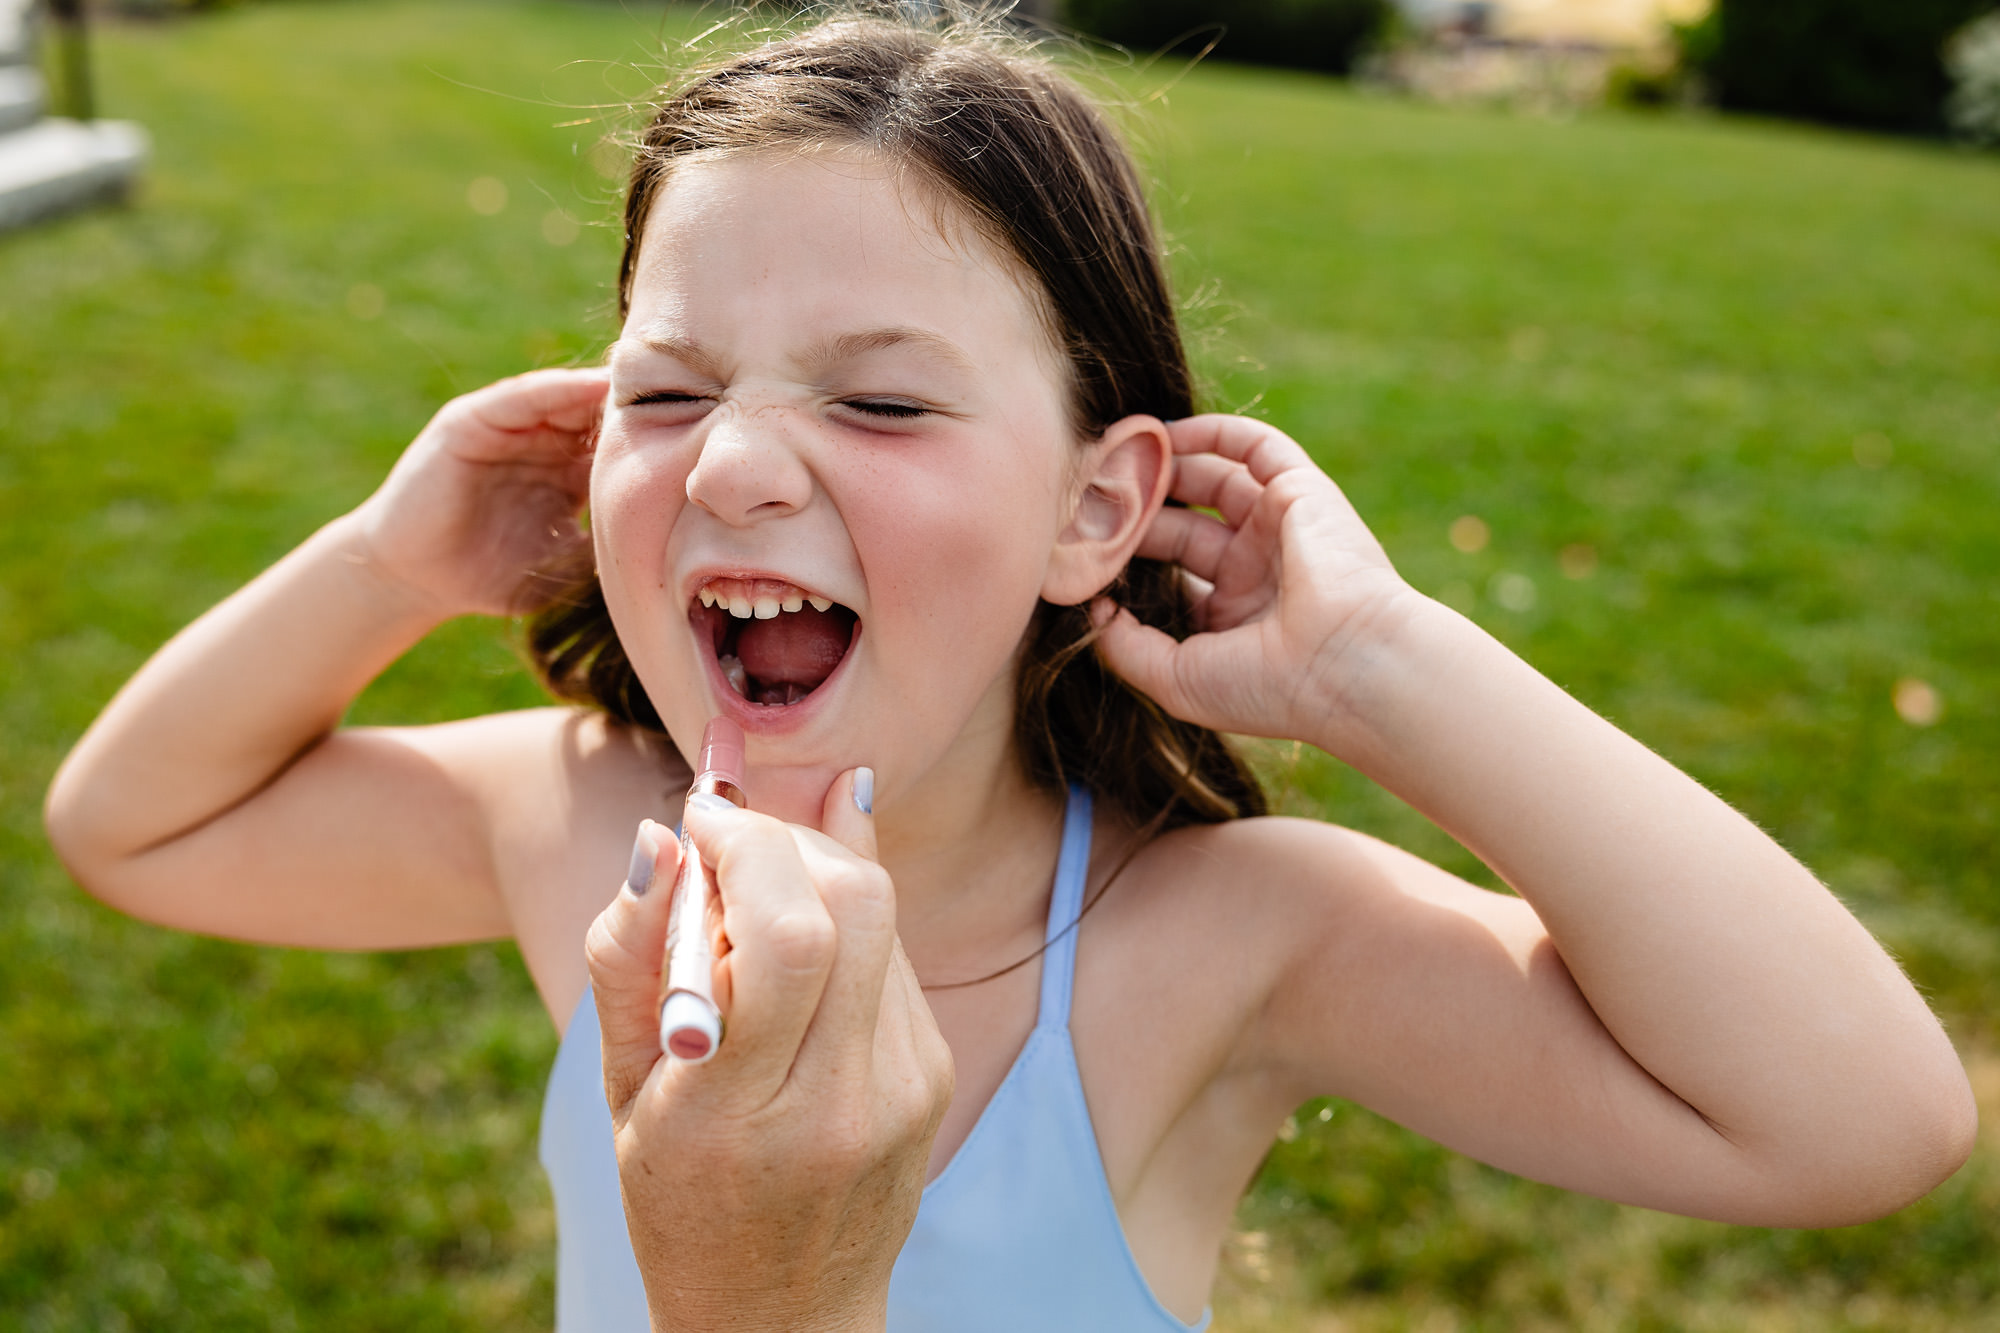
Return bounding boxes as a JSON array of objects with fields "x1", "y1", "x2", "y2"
[{"x1": 660, "y1": 717, "x2": 748, "y2": 1062}]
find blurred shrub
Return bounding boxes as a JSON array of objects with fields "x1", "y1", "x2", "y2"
[
  {"x1": 1604, "y1": 63, "x2": 1674, "y2": 109},
  {"x1": 1694, "y1": 0, "x2": 1991, "y2": 134},
  {"x1": 1604, "y1": 11, "x2": 1721, "y2": 112},
  {"x1": 1947, "y1": 10, "x2": 2000, "y2": 144},
  {"x1": 1672, "y1": 5, "x2": 1722, "y2": 75},
  {"x1": 100, "y1": 0, "x2": 255, "y2": 11},
  {"x1": 1060, "y1": 0, "x2": 1392, "y2": 77}
]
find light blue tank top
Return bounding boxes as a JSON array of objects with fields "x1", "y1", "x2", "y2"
[{"x1": 538, "y1": 785, "x2": 1210, "y2": 1331}]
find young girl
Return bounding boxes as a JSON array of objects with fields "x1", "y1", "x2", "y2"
[{"x1": 46, "y1": 8, "x2": 1974, "y2": 1331}]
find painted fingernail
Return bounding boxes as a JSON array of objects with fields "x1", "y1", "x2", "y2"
[
  {"x1": 687, "y1": 792, "x2": 735, "y2": 815},
  {"x1": 853, "y1": 766, "x2": 874, "y2": 815},
  {"x1": 626, "y1": 824, "x2": 657, "y2": 897}
]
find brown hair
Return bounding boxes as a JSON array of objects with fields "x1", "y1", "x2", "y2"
[{"x1": 528, "y1": 4, "x2": 1265, "y2": 831}]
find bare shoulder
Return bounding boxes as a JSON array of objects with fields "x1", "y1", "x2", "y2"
[
  {"x1": 1090, "y1": 816, "x2": 1364, "y2": 1006},
  {"x1": 1172, "y1": 812, "x2": 1534, "y2": 935},
  {"x1": 399, "y1": 707, "x2": 688, "y2": 1026},
  {"x1": 1072, "y1": 814, "x2": 1486, "y2": 1222},
  {"x1": 1107, "y1": 815, "x2": 1544, "y2": 1085},
  {"x1": 1116, "y1": 813, "x2": 1523, "y2": 960},
  {"x1": 399, "y1": 705, "x2": 686, "y2": 827},
  {"x1": 1077, "y1": 815, "x2": 1389, "y2": 1088}
]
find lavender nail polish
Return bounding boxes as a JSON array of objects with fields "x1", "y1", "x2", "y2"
[
  {"x1": 853, "y1": 766, "x2": 874, "y2": 815},
  {"x1": 686, "y1": 791, "x2": 735, "y2": 815},
  {"x1": 626, "y1": 826, "x2": 657, "y2": 897}
]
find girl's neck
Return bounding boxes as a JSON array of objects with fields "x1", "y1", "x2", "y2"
[{"x1": 872, "y1": 700, "x2": 1070, "y2": 987}]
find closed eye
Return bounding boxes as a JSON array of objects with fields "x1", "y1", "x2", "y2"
[
  {"x1": 623, "y1": 389, "x2": 709, "y2": 408},
  {"x1": 840, "y1": 398, "x2": 930, "y2": 420}
]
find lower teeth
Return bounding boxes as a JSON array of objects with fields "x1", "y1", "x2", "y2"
[
  {"x1": 720, "y1": 653, "x2": 748, "y2": 698},
  {"x1": 718, "y1": 654, "x2": 813, "y2": 707}
]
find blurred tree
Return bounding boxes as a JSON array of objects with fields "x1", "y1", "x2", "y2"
[
  {"x1": 1060, "y1": 0, "x2": 1392, "y2": 77},
  {"x1": 1698, "y1": 0, "x2": 1992, "y2": 134}
]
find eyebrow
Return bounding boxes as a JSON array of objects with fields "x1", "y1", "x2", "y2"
[
  {"x1": 629, "y1": 325, "x2": 977, "y2": 377},
  {"x1": 805, "y1": 327, "x2": 978, "y2": 375},
  {"x1": 628, "y1": 332, "x2": 722, "y2": 379}
]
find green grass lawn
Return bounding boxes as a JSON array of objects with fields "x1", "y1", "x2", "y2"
[{"x1": 3, "y1": 3, "x2": 1997, "y2": 1329}]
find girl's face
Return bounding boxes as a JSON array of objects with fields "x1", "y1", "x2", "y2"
[{"x1": 594, "y1": 150, "x2": 1082, "y2": 823}]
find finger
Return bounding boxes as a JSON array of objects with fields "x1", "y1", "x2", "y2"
[
  {"x1": 879, "y1": 934, "x2": 954, "y2": 1123},
  {"x1": 1134, "y1": 505, "x2": 1234, "y2": 581},
  {"x1": 586, "y1": 820, "x2": 683, "y2": 1123},
  {"x1": 1180, "y1": 570, "x2": 1217, "y2": 629},
  {"x1": 883, "y1": 936, "x2": 936, "y2": 1059},
  {"x1": 466, "y1": 367, "x2": 611, "y2": 435},
  {"x1": 1089, "y1": 599, "x2": 1201, "y2": 724},
  {"x1": 785, "y1": 771, "x2": 898, "y2": 1077},
  {"x1": 683, "y1": 799, "x2": 837, "y2": 1095},
  {"x1": 1166, "y1": 414, "x2": 1321, "y2": 487},
  {"x1": 818, "y1": 767, "x2": 879, "y2": 862},
  {"x1": 1169, "y1": 452, "x2": 1261, "y2": 527}
]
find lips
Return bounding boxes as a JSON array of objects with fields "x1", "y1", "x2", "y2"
[{"x1": 691, "y1": 576, "x2": 860, "y2": 709}]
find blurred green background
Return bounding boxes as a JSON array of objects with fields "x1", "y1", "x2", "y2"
[{"x1": 3, "y1": 2, "x2": 1997, "y2": 1329}]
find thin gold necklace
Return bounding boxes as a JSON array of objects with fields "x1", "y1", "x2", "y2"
[{"x1": 915, "y1": 813, "x2": 1157, "y2": 991}]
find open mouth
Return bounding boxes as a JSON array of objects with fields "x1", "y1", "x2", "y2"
[{"x1": 692, "y1": 577, "x2": 860, "y2": 709}]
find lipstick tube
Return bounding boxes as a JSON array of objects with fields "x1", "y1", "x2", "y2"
[{"x1": 660, "y1": 717, "x2": 747, "y2": 1063}]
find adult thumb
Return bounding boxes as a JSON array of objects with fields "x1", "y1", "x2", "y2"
[{"x1": 820, "y1": 766, "x2": 879, "y2": 863}]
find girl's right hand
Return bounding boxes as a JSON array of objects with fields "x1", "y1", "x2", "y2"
[
  {"x1": 585, "y1": 770, "x2": 954, "y2": 1333},
  {"x1": 1092, "y1": 413, "x2": 1416, "y2": 749},
  {"x1": 350, "y1": 368, "x2": 609, "y2": 619}
]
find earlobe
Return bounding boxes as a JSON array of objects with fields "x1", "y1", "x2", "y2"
[{"x1": 1041, "y1": 414, "x2": 1172, "y2": 606}]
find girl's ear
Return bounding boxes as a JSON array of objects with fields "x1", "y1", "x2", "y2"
[{"x1": 1041, "y1": 414, "x2": 1173, "y2": 606}]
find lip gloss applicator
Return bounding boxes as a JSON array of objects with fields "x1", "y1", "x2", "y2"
[{"x1": 660, "y1": 717, "x2": 748, "y2": 1063}]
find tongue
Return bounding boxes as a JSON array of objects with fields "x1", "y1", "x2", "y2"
[{"x1": 735, "y1": 605, "x2": 849, "y2": 691}]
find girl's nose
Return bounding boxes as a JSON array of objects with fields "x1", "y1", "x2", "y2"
[{"x1": 684, "y1": 405, "x2": 814, "y2": 525}]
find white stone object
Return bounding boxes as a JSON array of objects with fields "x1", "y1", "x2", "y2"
[
  {"x1": 0, "y1": 2, "x2": 150, "y2": 232},
  {"x1": 1947, "y1": 11, "x2": 2000, "y2": 146},
  {"x1": 0, "y1": 117, "x2": 148, "y2": 230},
  {"x1": 0, "y1": 0, "x2": 37, "y2": 67},
  {"x1": 0, "y1": 64, "x2": 42, "y2": 132}
]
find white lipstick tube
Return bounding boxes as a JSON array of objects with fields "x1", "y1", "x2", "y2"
[{"x1": 661, "y1": 718, "x2": 747, "y2": 1063}]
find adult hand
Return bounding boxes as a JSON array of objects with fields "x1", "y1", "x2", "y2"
[
  {"x1": 349, "y1": 368, "x2": 608, "y2": 618},
  {"x1": 1090, "y1": 413, "x2": 1422, "y2": 747},
  {"x1": 585, "y1": 770, "x2": 953, "y2": 1333}
]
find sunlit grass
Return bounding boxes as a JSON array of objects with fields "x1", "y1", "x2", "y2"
[{"x1": 2, "y1": 3, "x2": 1996, "y2": 1328}]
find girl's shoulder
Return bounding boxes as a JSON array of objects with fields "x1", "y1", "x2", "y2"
[
  {"x1": 379, "y1": 704, "x2": 687, "y2": 870},
  {"x1": 420, "y1": 705, "x2": 687, "y2": 824},
  {"x1": 408, "y1": 706, "x2": 688, "y2": 1023},
  {"x1": 1085, "y1": 813, "x2": 1391, "y2": 1035},
  {"x1": 425, "y1": 703, "x2": 689, "y2": 889},
  {"x1": 1067, "y1": 813, "x2": 1429, "y2": 1196},
  {"x1": 1118, "y1": 812, "x2": 1403, "y2": 933},
  {"x1": 1102, "y1": 813, "x2": 1532, "y2": 1083},
  {"x1": 1129, "y1": 811, "x2": 1501, "y2": 931}
]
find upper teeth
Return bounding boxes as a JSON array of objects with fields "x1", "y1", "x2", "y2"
[{"x1": 697, "y1": 579, "x2": 836, "y2": 619}]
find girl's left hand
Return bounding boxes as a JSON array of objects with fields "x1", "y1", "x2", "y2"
[{"x1": 1092, "y1": 414, "x2": 1418, "y2": 745}]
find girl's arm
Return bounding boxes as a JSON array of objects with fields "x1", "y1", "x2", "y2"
[
  {"x1": 1095, "y1": 415, "x2": 1975, "y2": 1226},
  {"x1": 44, "y1": 369, "x2": 608, "y2": 948}
]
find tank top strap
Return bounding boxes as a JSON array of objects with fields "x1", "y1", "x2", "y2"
[{"x1": 1035, "y1": 784, "x2": 1094, "y2": 1033}]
